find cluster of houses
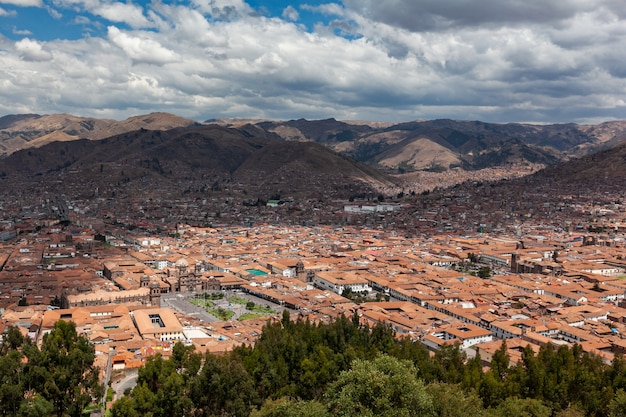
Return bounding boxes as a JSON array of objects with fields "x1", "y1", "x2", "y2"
[{"x1": 3, "y1": 218, "x2": 626, "y2": 381}]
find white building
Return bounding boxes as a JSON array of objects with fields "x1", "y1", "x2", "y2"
[{"x1": 314, "y1": 271, "x2": 371, "y2": 295}]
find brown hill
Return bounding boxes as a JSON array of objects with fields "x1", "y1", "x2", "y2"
[
  {"x1": 4, "y1": 112, "x2": 626, "y2": 176},
  {"x1": 535, "y1": 140, "x2": 626, "y2": 184},
  {"x1": 233, "y1": 140, "x2": 393, "y2": 193},
  {"x1": 253, "y1": 118, "x2": 626, "y2": 172},
  {"x1": 0, "y1": 124, "x2": 394, "y2": 199},
  {"x1": 375, "y1": 137, "x2": 462, "y2": 170},
  {"x1": 0, "y1": 112, "x2": 198, "y2": 156}
]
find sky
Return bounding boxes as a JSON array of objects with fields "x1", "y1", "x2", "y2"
[{"x1": 0, "y1": 0, "x2": 625, "y2": 124}]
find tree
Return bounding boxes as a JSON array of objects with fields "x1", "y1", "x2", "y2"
[
  {"x1": 18, "y1": 394, "x2": 54, "y2": 417},
  {"x1": 110, "y1": 384, "x2": 156, "y2": 417},
  {"x1": 433, "y1": 343, "x2": 466, "y2": 384},
  {"x1": 23, "y1": 320, "x2": 103, "y2": 417},
  {"x1": 553, "y1": 405, "x2": 586, "y2": 417},
  {"x1": 297, "y1": 344, "x2": 341, "y2": 399},
  {"x1": 251, "y1": 397, "x2": 330, "y2": 417},
  {"x1": 491, "y1": 340, "x2": 510, "y2": 382},
  {"x1": 478, "y1": 267, "x2": 491, "y2": 278},
  {"x1": 608, "y1": 389, "x2": 626, "y2": 417},
  {"x1": 0, "y1": 326, "x2": 24, "y2": 356},
  {"x1": 190, "y1": 352, "x2": 260, "y2": 416},
  {"x1": 426, "y1": 382, "x2": 485, "y2": 417},
  {"x1": 487, "y1": 397, "x2": 551, "y2": 417},
  {"x1": 324, "y1": 354, "x2": 434, "y2": 417},
  {"x1": 0, "y1": 349, "x2": 26, "y2": 416}
]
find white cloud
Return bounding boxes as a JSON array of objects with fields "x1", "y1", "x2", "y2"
[
  {"x1": 341, "y1": 0, "x2": 605, "y2": 31},
  {"x1": 0, "y1": 0, "x2": 41, "y2": 6},
  {"x1": 190, "y1": 0, "x2": 253, "y2": 20},
  {"x1": 46, "y1": 6, "x2": 62, "y2": 19},
  {"x1": 94, "y1": 2, "x2": 150, "y2": 28},
  {"x1": 0, "y1": 6, "x2": 17, "y2": 15},
  {"x1": 15, "y1": 38, "x2": 52, "y2": 61},
  {"x1": 107, "y1": 26, "x2": 179, "y2": 65},
  {"x1": 282, "y1": 5, "x2": 299, "y2": 22},
  {"x1": 302, "y1": 3, "x2": 345, "y2": 17},
  {"x1": 0, "y1": 0, "x2": 625, "y2": 124},
  {"x1": 12, "y1": 27, "x2": 31, "y2": 35}
]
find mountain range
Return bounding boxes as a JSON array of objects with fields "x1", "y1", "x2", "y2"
[
  {"x1": 215, "y1": 117, "x2": 626, "y2": 171},
  {"x1": 4, "y1": 113, "x2": 626, "y2": 174},
  {"x1": 0, "y1": 113, "x2": 626, "y2": 202},
  {"x1": 0, "y1": 122, "x2": 393, "y2": 200}
]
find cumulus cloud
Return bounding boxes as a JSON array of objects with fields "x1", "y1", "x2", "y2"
[
  {"x1": 46, "y1": 6, "x2": 62, "y2": 19},
  {"x1": 15, "y1": 38, "x2": 52, "y2": 61},
  {"x1": 0, "y1": 7, "x2": 17, "y2": 15},
  {"x1": 107, "y1": 26, "x2": 179, "y2": 65},
  {"x1": 0, "y1": 0, "x2": 625, "y2": 124},
  {"x1": 93, "y1": 2, "x2": 150, "y2": 28},
  {"x1": 340, "y1": 0, "x2": 611, "y2": 31},
  {"x1": 0, "y1": 0, "x2": 41, "y2": 6},
  {"x1": 190, "y1": 0, "x2": 253, "y2": 20},
  {"x1": 282, "y1": 5, "x2": 299, "y2": 22},
  {"x1": 12, "y1": 27, "x2": 31, "y2": 35},
  {"x1": 49, "y1": 0, "x2": 151, "y2": 27}
]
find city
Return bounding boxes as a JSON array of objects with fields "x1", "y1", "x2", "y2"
[{"x1": 2, "y1": 172, "x2": 626, "y2": 394}]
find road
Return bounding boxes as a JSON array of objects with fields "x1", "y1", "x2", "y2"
[{"x1": 114, "y1": 370, "x2": 138, "y2": 400}]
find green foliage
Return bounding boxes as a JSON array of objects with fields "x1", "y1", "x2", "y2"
[
  {"x1": 0, "y1": 349, "x2": 26, "y2": 416},
  {"x1": 18, "y1": 394, "x2": 54, "y2": 417},
  {"x1": 190, "y1": 353, "x2": 260, "y2": 416},
  {"x1": 0, "y1": 322, "x2": 102, "y2": 417},
  {"x1": 478, "y1": 266, "x2": 491, "y2": 278},
  {"x1": 433, "y1": 343, "x2": 467, "y2": 384},
  {"x1": 189, "y1": 298, "x2": 213, "y2": 308},
  {"x1": 100, "y1": 314, "x2": 626, "y2": 417},
  {"x1": 244, "y1": 303, "x2": 277, "y2": 314},
  {"x1": 554, "y1": 405, "x2": 587, "y2": 417},
  {"x1": 609, "y1": 389, "x2": 626, "y2": 417},
  {"x1": 229, "y1": 296, "x2": 249, "y2": 304},
  {"x1": 340, "y1": 287, "x2": 381, "y2": 304},
  {"x1": 106, "y1": 388, "x2": 114, "y2": 402},
  {"x1": 324, "y1": 354, "x2": 434, "y2": 417},
  {"x1": 0, "y1": 326, "x2": 24, "y2": 356},
  {"x1": 209, "y1": 307, "x2": 234, "y2": 320},
  {"x1": 238, "y1": 313, "x2": 270, "y2": 321},
  {"x1": 487, "y1": 397, "x2": 551, "y2": 417},
  {"x1": 114, "y1": 342, "x2": 203, "y2": 417},
  {"x1": 28, "y1": 320, "x2": 103, "y2": 417},
  {"x1": 251, "y1": 397, "x2": 330, "y2": 417},
  {"x1": 426, "y1": 382, "x2": 485, "y2": 417}
]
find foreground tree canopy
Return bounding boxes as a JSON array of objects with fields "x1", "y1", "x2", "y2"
[
  {"x1": 0, "y1": 321, "x2": 103, "y2": 417},
  {"x1": 107, "y1": 312, "x2": 626, "y2": 417},
  {"x1": 3, "y1": 313, "x2": 626, "y2": 416}
]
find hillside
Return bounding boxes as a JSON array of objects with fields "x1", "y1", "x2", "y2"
[
  {"x1": 535, "y1": 139, "x2": 626, "y2": 184},
  {"x1": 248, "y1": 118, "x2": 626, "y2": 172},
  {"x1": 0, "y1": 112, "x2": 198, "y2": 156},
  {"x1": 0, "y1": 124, "x2": 395, "y2": 199},
  {"x1": 3, "y1": 111, "x2": 626, "y2": 183}
]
